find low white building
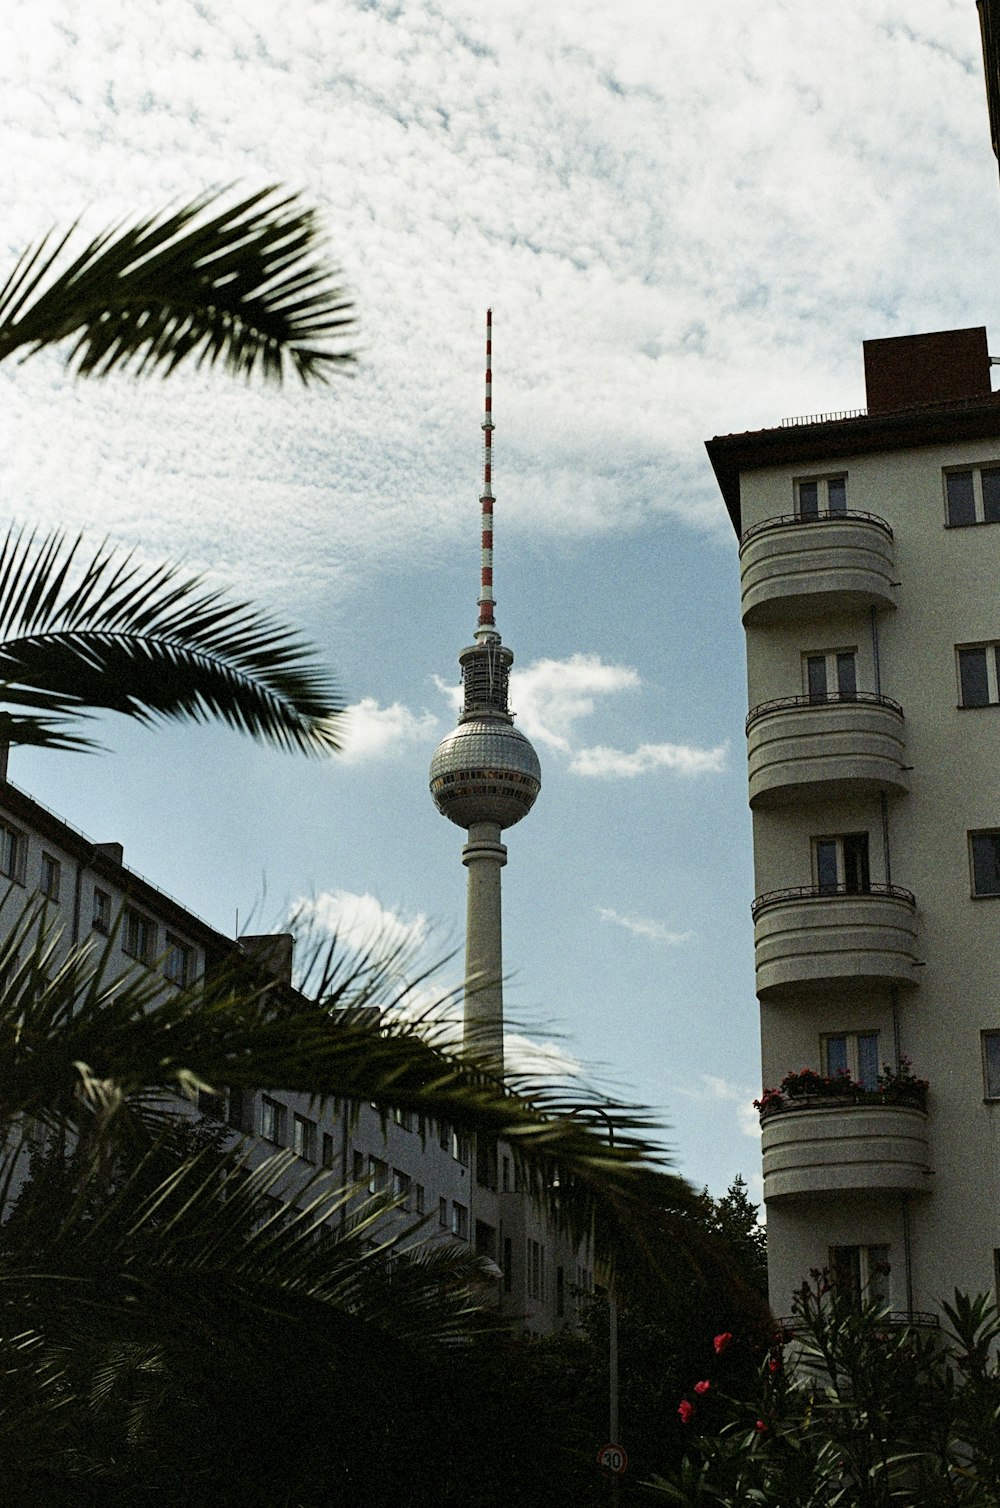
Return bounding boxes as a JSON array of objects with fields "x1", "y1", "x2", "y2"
[{"x1": 0, "y1": 775, "x2": 588, "y2": 1333}]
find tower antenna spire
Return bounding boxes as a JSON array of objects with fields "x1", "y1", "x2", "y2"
[
  {"x1": 429, "y1": 308, "x2": 541, "y2": 1068},
  {"x1": 476, "y1": 307, "x2": 497, "y2": 640}
]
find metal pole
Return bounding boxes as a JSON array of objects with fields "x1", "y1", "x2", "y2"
[
  {"x1": 607, "y1": 1117, "x2": 620, "y2": 1508},
  {"x1": 569, "y1": 1105, "x2": 622, "y2": 1502}
]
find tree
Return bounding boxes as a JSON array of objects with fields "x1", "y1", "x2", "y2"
[
  {"x1": 0, "y1": 187, "x2": 355, "y2": 756},
  {"x1": 0, "y1": 906, "x2": 700, "y2": 1501}
]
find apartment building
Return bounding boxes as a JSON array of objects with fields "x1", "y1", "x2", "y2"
[
  {"x1": 0, "y1": 776, "x2": 585, "y2": 1332},
  {"x1": 707, "y1": 326, "x2": 1000, "y2": 1318}
]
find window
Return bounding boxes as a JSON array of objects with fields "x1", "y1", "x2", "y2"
[
  {"x1": 322, "y1": 1132, "x2": 335, "y2": 1169},
  {"x1": 958, "y1": 643, "x2": 1000, "y2": 707},
  {"x1": 40, "y1": 853, "x2": 60, "y2": 902},
  {"x1": 260, "y1": 1096, "x2": 286, "y2": 1145},
  {"x1": 829, "y1": 1244, "x2": 891, "y2": 1307},
  {"x1": 797, "y1": 474, "x2": 847, "y2": 520},
  {"x1": 814, "y1": 833, "x2": 870, "y2": 895},
  {"x1": 945, "y1": 466, "x2": 1000, "y2": 527},
  {"x1": 368, "y1": 1157, "x2": 388, "y2": 1195},
  {"x1": 352, "y1": 1149, "x2": 365, "y2": 1183},
  {"x1": 198, "y1": 1087, "x2": 226, "y2": 1120},
  {"x1": 293, "y1": 1114, "x2": 316, "y2": 1162},
  {"x1": 92, "y1": 888, "x2": 111, "y2": 934},
  {"x1": 476, "y1": 1137, "x2": 498, "y2": 1189},
  {"x1": 438, "y1": 1196, "x2": 448, "y2": 1228},
  {"x1": 503, "y1": 1237, "x2": 513, "y2": 1293},
  {"x1": 415, "y1": 1182, "x2": 425, "y2": 1215},
  {"x1": 163, "y1": 933, "x2": 193, "y2": 988},
  {"x1": 122, "y1": 906, "x2": 156, "y2": 963},
  {"x1": 475, "y1": 1220, "x2": 497, "y2": 1260},
  {"x1": 451, "y1": 1201, "x2": 468, "y2": 1240},
  {"x1": 824, "y1": 1031, "x2": 880, "y2": 1090},
  {"x1": 971, "y1": 832, "x2": 1000, "y2": 896},
  {"x1": 392, "y1": 1106, "x2": 413, "y2": 1132},
  {"x1": 502, "y1": 1155, "x2": 514, "y2": 1193},
  {"x1": 804, "y1": 650, "x2": 857, "y2": 702},
  {"x1": 450, "y1": 1128, "x2": 471, "y2": 1166},
  {"x1": 527, "y1": 1238, "x2": 545, "y2": 1300},
  {"x1": 227, "y1": 1086, "x2": 247, "y2": 1132},
  {"x1": 438, "y1": 1119, "x2": 450, "y2": 1152},
  {"x1": 0, "y1": 824, "x2": 25, "y2": 883},
  {"x1": 392, "y1": 1169, "x2": 411, "y2": 1209},
  {"x1": 983, "y1": 1033, "x2": 1000, "y2": 1099}
]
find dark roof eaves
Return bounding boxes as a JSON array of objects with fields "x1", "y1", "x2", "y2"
[{"x1": 705, "y1": 395, "x2": 1000, "y2": 536}]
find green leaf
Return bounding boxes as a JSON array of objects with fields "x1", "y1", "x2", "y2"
[
  {"x1": 0, "y1": 527, "x2": 343, "y2": 754},
  {"x1": 0, "y1": 187, "x2": 356, "y2": 385}
]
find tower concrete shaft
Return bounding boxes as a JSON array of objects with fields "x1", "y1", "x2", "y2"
[{"x1": 462, "y1": 821, "x2": 507, "y2": 1068}]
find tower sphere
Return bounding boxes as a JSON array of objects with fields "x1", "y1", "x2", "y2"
[{"x1": 429, "y1": 718, "x2": 541, "y2": 830}]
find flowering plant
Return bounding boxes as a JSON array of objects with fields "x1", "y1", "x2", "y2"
[
  {"x1": 877, "y1": 1055, "x2": 930, "y2": 1102},
  {"x1": 756, "y1": 1061, "x2": 930, "y2": 1119}
]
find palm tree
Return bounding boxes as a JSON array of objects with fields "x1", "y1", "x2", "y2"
[
  {"x1": 0, "y1": 186, "x2": 356, "y2": 755},
  {"x1": 0, "y1": 902, "x2": 703, "y2": 1500}
]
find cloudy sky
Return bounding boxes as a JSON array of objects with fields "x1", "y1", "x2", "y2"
[{"x1": 2, "y1": 0, "x2": 998, "y2": 1201}]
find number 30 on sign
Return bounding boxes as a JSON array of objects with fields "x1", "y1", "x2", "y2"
[{"x1": 597, "y1": 1443, "x2": 627, "y2": 1475}]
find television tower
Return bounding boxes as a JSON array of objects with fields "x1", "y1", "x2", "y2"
[{"x1": 429, "y1": 310, "x2": 541, "y2": 1071}]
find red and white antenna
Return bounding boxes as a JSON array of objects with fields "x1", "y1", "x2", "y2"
[{"x1": 476, "y1": 308, "x2": 497, "y2": 638}]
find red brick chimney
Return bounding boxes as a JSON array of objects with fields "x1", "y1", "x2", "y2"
[{"x1": 863, "y1": 327, "x2": 992, "y2": 414}]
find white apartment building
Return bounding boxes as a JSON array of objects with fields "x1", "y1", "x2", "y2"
[
  {"x1": 0, "y1": 776, "x2": 586, "y2": 1333},
  {"x1": 707, "y1": 326, "x2": 1000, "y2": 1319}
]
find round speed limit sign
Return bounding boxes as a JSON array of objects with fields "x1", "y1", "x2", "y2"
[{"x1": 597, "y1": 1443, "x2": 628, "y2": 1475}]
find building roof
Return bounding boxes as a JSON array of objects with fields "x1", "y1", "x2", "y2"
[
  {"x1": 706, "y1": 392, "x2": 1000, "y2": 537},
  {"x1": 0, "y1": 778, "x2": 233, "y2": 955}
]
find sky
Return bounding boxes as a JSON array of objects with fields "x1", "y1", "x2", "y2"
[{"x1": 2, "y1": 0, "x2": 999, "y2": 1202}]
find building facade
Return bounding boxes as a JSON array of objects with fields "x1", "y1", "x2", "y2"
[
  {"x1": 0, "y1": 774, "x2": 585, "y2": 1335},
  {"x1": 708, "y1": 326, "x2": 1000, "y2": 1318}
]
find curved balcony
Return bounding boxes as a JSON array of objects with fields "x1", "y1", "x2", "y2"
[
  {"x1": 739, "y1": 511, "x2": 896, "y2": 626},
  {"x1": 746, "y1": 692, "x2": 907, "y2": 808},
  {"x1": 752, "y1": 884, "x2": 919, "y2": 1000},
  {"x1": 761, "y1": 1099, "x2": 930, "y2": 1202}
]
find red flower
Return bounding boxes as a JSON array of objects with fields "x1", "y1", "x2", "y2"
[
  {"x1": 755, "y1": 1420, "x2": 768, "y2": 1433},
  {"x1": 768, "y1": 1358, "x2": 781, "y2": 1374},
  {"x1": 677, "y1": 1399, "x2": 694, "y2": 1424},
  {"x1": 713, "y1": 1332, "x2": 733, "y2": 1355},
  {"x1": 694, "y1": 1380, "x2": 711, "y2": 1395}
]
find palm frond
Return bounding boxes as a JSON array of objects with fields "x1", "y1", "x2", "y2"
[
  {"x1": 2, "y1": 1138, "x2": 491, "y2": 1351},
  {"x1": 0, "y1": 527, "x2": 343, "y2": 754},
  {"x1": 0, "y1": 892, "x2": 701, "y2": 1268},
  {"x1": 0, "y1": 187, "x2": 355, "y2": 384}
]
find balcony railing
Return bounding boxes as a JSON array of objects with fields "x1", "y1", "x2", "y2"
[
  {"x1": 746, "y1": 690, "x2": 903, "y2": 735},
  {"x1": 739, "y1": 508, "x2": 893, "y2": 548},
  {"x1": 777, "y1": 1311, "x2": 938, "y2": 1333},
  {"x1": 752, "y1": 882, "x2": 915, "y2": 922}
]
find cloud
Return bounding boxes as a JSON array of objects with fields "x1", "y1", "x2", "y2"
[
  {"x1": 701, "y1": 1074, "x2": 762, "y2": 1140},
  {"x1": 571, "y1": 741, "x2": 727, "y2": 778},
  {"x1": 596, "y1": 907, "x2": 693, "y2": 946},
  {"x1": 336, "y1": 698, "x2": 439, "y2": 765},
  {"x1": 294, "y1": 890, "x2": 430, "y2": 956},
  {"x1": 436, "y1": 653, "x2": 725, "y2": 783},
  {"x1": 504, "y1": 1032, "x2": 585, "y2": 1081},
  {"x1": 510, "y1": 654, "x2": 640, "y2": 752}
]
